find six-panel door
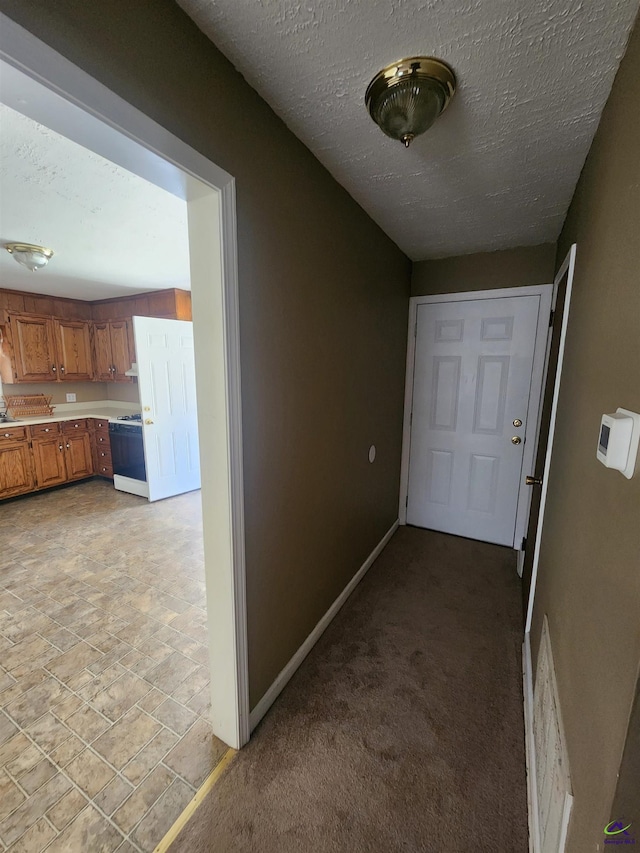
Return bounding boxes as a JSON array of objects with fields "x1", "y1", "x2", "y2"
[{"x1": 406, "y1": 295, "x2": 541, "y2": 546}]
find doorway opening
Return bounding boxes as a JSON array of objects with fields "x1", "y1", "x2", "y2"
[{"x1": 0, "y1": 14, "x2": 248, "y2": 847}]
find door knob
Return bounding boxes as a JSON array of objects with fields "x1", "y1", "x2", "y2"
[
  {"x1": 144, "y1": 419, "x2": 154, "y2": 425},
  {"x1": 511, "y1": 436, "x2": 522, "y2": 445},
  {"x1": 513, "y1": 418, "x2": 522, "y2": 428},
  {"x1": 526, "y1": 475, "x2": 543, "y2": 486}
]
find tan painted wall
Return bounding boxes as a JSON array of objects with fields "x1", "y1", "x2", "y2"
[
  {"x1": 106, "y1": 383, "x2": 140, "y2": 405},
  {"x1": 411, "y1": 244, "x2": 556, "y2": 296},
  {"x1": 1, "y1": 381, "x2": 108, "y2": 405},
  {"x1": 0, "y1": 0, "x2": 411, "y2": 707},
  {"x1": 531, "y1": 20, "x2": 640, "y2": 852}
]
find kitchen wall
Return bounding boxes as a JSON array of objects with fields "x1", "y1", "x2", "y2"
[
  {"x1": 1, "y1": 380, "x2": 108, "y2": 406},
  {"x1": 411, "y1": 243, "x2": 556, "y2": 296},
  {"x1": 0, "y1": 0, "x2": 412, "y2": 708},
  {"x1": 530, "y1": 18, "x2": 640, "y2": 853},
  {"x1": 106, "y1": 383, "x2": 139, "y2": 405}
]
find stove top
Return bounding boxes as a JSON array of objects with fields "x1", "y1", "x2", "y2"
[{"x1": 117, "y1": 414, "x2": 142, "y2": 421}]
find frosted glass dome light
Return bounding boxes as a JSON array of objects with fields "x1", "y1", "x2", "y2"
[
  {"x1": 365, "y1": 57, "x2": 456, "y2": 148},
  {"x1": 5, "y1": 243, "x2": 54, "y2": 272}
]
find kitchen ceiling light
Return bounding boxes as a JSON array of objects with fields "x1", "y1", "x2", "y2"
[
  {"x1": 365, "y1": 57, "x2": 456, "y2": 148},
  {"x1": 5, "y1": 243, "x2": 54, "y2": 272}
]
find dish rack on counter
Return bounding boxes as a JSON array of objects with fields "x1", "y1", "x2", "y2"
[{"x1": 2, "y1": 394, "x2": 54, "y2": 418}]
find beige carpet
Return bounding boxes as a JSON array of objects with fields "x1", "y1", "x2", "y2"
[{"x1": 170, "y1": 527, "x2": 528, "y2": 852}]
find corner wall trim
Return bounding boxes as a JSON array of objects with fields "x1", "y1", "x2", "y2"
[
  {"x1": 523, "y1": 631, "x2": 541, "y2": 853},
  {"x1": 249, "y1": 519, "x2": 399, "y2": 732}
]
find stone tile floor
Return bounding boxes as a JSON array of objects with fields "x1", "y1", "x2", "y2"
[{"x1": 0, "y1": 480, "x2": 227, "y2": 852}]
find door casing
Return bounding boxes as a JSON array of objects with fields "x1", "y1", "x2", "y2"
[
  {"x1": 399, "y1": 284, "x2": 553, "y2": 550},
  {"x1": 0, "y1": 14, "x2": 250, "y2": 749}
]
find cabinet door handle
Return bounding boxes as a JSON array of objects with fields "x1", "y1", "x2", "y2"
[
  {"x1": 58, "y1": 444, "x2": 63, "y2": 452},
  {"x1": 60, "y1": 365, "x2": 65, "y2": 374},
  {"x1": 51, "y1": 365, "x2": 57, "y2": 373},
  {"x1": 66, "y1": 443, "x2": 70, "y2": 450}
]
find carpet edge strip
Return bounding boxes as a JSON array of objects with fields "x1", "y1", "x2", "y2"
[{"x1": 152, "y1": 747, "x2": 237, "y2": 852}]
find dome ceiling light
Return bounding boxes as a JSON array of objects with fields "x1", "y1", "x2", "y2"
[
  {"x1": 5, "y1": 243, "x2": 54, "y2": 272},
  {"x1": 365, "y1": 57, "x2": 456, "y2": 148}
]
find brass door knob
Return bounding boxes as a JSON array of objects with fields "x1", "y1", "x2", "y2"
[
  {"x1": 513, "y1": 418, "x2": 522, "y2": 428},
  {"x1": 511, "y1": 436, "x2": 522, "y2": 445},
  {"x1": 526, "y1": 475, "x2": 543, "y2": 486},
  {"x1": 144, "y1": 419, "x2": 154, "y2": 425}
]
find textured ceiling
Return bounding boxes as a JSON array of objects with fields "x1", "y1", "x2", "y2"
[
  {"x1": 0, "y1": 103, "x2": 190, "y2": 300},
  {"x1": 178, "y1": 0, "x2": 639, "y2": 260}
]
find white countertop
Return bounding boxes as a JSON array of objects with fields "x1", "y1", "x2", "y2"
[{"x1": 4, "y1": 400, "x2": 140, "y2": 427}]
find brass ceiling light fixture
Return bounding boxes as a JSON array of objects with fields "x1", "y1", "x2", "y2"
[
  {"x1": 5, "y1": 243, "x2": 54, "y2": 272},
  {"x1": 365, "y1": 57, "x2": 456, "y2": 148}
]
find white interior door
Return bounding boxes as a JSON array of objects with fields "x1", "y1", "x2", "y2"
[
  {"x1": 134, "y1": 315, "x2": 201, "y2": 502},
  {"x1": 406, "y1": 294, "x2": 542, "y2": 546}
]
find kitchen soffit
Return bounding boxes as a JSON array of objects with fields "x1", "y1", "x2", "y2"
[{"x1": 178, "y1": 0, "x2": 640, "y2": 260}]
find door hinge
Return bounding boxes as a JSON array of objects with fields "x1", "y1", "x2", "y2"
[
  {"x1": 414, "y1": 320, "x2": 417, "y2": 337},
  {"x1": 521, "y1": 536, "x2": 526, "y2": 551},
  {"x1": 410, "y1": 411, "x2": 413, "y2": 426},
  {"x1": 549, "y1": 309, "x2": 554, "y2": 327},
  {"x1": 405, "y1": 495, "x2": 409, "y2": 507}
]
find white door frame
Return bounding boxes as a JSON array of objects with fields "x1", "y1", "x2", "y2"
[
  {"x1": 0, "y1": 14, "x2": 250, "y2": 748},
  {"x1": 399, "y1": 284, "x2": 553, "y2": 550},
  {"x1": 525, "y1": 246, "x2": 576, "y2": 633}
]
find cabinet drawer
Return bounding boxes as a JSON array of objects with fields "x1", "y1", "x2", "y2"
[
  {"x1": 29, "y1": 422, "x2": 61, "y2": 438},
  {"x1": 94, "y1": 431, "x2": 110, "y2": 447},
  {"x1": 0, "y1": 426, "x2": 27, "y2": 442},
  {"x1": 95, "y1": 447, "x2": 112, "y2": 465},
  {"x1": 96, "y1": 459, "x2": 113, "y2": 477},
  {"x1": 92, "y1": 419, "x2": 109, "y2": 432},
  {"x1": 62, "y1": 419, "x2": 88, "y2": 434}
]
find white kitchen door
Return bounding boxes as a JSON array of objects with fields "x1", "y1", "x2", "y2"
[
  {"x1": 406, "y1": 295, "x2": 541, "y2": 546},
  {"x1": 134, "y1": 316, "x2": 201, "y2": 502}
]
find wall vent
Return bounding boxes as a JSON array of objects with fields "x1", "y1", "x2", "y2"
[{"x1": 532, "y1": 617, "x2": 573, "y2": 852}]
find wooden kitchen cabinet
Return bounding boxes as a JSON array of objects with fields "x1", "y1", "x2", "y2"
[
  {"x1": 0, "y1": 427, "x2": 35, "y2": 499},
  {"x1": 92, "y1": 320, "x2": 132, "y2": 382},
  {"x1": 32, "y1": 435, "x2": 68, "y2": 489},
  {"x1": 90, "y1": 419, "x2": 113, "y2": 478},
  {"x1": 63, "y1": 432, "x2": 94, "y2": 480},
  {"x1": 32, "y1": 423, "x2": 93, "y2": 487},
  {"x1": 3, "y1": 313, "x2": 93, "y2": 383},
  {"x1": 7, "y1": 313, "x2": 57, "y2": 381},
  {"x1": 55, "y1": 320, "x2": 94, "y2": 381}
]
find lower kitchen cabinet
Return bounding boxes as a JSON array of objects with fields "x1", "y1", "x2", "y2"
[
  {"x1": 90, "y1": 419, "x2": 113, "y2": 478},
  {"x1": 32, "y1": 435, "x2": 68, "y2": 489},
  {"x1": 0, "y1": 436, "x2": 35, "y2": 499},
  {"x1": 0, "y1": 418, "x2": 99, "y2": 500},
  {"x1": 32, "y1": 428, "x2": 93, "y2": 488}
]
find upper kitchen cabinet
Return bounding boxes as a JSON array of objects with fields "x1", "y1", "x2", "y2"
[
  {"x1": 1, "y1": 313, "x2": 94, "y2": 383},
  {"x1": 55, "y1": 320, "x2": 94, "y2": 381},
  {"x1": 92, "y1": 320, "x2": 132, "y2": 382},
  {"x1": 0, "y1": 287, "x2": 191, "y2": 384},
  {"x1": 8, "y1": 313, "x2": 58, "y2": 382}
]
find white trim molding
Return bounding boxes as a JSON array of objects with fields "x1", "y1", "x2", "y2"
[
  {"x1": 399, "y1": 284, "x2": 553, "y2": 551},
  {"x1": 249, "y1": 520, "x2": 399, "y2": 731},
  {"x1": 523, "y1": 632, "x2": 542, "y2": 853},
  {"x1": 0, "y1": 13, "x2": 250, "y2": 749}
]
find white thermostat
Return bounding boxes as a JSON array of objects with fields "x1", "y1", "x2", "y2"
[{"x1": 596, "y1": 408, "x2": 640, "y2": 479}]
